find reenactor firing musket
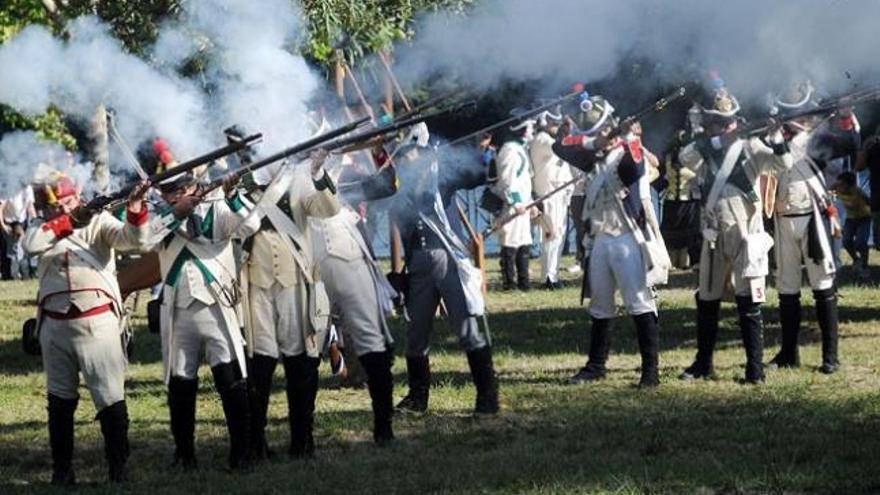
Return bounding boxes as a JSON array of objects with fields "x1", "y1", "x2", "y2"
[
  {"x1": 744, "y1": 85, "x2": 880, "y2": 137},
  {"x1": 487, "y1": 87, "x2": 687, "y2": 236},
  {"x1": 84, "y1": 133, "x2": 263, "y2": 212}
]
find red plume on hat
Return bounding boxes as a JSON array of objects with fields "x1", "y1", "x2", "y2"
[
  {"x1": 45, "y1": 175, "x2": 78, "y2": 205},
  {"x1": 153, "y1": 138, "x2": 175, "y2": 166}
]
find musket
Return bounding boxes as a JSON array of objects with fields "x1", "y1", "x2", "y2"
[
  {"x1": 85, "y1": 133, "x2": 263, "y2": 211},
  {"x1": 483, "y1": 177, "x2": 581, "y2": 237},
  {"x1": 446, "y1": 91, "x2": 583, "y2": 147},
  {"x1": 745, "y1": 85, "x2": 880, "y2": 137},
  {"x1": 329, "y1": 100, "x2": 476, "y2": 154},
  {"x1": 195, "y1": 117, "x2": 371, "y2": 196},
  {"x1": 393, "y1": 89, "x2": 466, "y2": 122},
  {"x1": 605, "y1": 87, "x2": 687, "y2": 139}
]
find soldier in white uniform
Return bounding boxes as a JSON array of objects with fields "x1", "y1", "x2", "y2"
[
  {"x1": 679, "y1": 80, "x2": 792, "y2": 384},
  {"x1": 530, "y1": 111, "x2": 574, "y2": 289},
  {"x1": 553, "y1": 95, "x2": 670, "y2": 387},
  {"x1": 765, "y1": 82, "x2": 859, "y2": 374},
  {"x1": 26, "y1": 174, "x2": 150, "y2": 485},
  {"x1": 147, "y1": 161, "x2": 260, "y2": 471},
  {"x1": 495, "y1": 121, "x2": 535, "y2": 291},
  {"x1": 241, "y1": 149, "x2": 355, "y2": 459}
]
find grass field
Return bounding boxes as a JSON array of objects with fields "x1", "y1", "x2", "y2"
[{"x1": 2, "y1": 256, "x2": 880, "y2": 494}]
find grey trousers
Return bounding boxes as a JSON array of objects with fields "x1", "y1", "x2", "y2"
[
  {"x1": 405, "y1": 248, "x2": 487, "y2": 356},
  {"x1": 320, "y1": 256, "x2": 392, "y2": 356}
]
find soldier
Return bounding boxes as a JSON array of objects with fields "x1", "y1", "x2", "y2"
[
  {"x1": 146, "y1": 152, "x2": 261, "y2": 471},
  {"x1": 530, "y1": 111, "x2": 574, "y2": 289},
  {"x1": 765, "y1": 82, "x2": 859, "y2": 374},
  {"x1": 25, "y1": 174, "x2": 150, "y2": 485},
  {"x1": 660, "y1": 129, "x2": 702, "y2": 269},
  {"x1": 553, "y1": 95, "x2": 669, "y2": 387},
  {"x1": 679, "y1": 77, "x2": 792, "y2": 384},
  {"x1": 241, "y1": 147, "x2": 349, "y2": 460},
  {"x1": 393, "y1": 138, "x2": 498, "y2": 415},
  {"x1": 495, "y1": 120, "x2": 536, "y2": 291}
]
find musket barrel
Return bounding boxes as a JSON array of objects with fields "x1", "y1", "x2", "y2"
[{"x1": 86, "y1": 133, "x2": 263, "y2": 209}]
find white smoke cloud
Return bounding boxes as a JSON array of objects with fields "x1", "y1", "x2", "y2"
[
  {"x1": 396, "y1": 0, "x2": 880, "y2": 107},
  {"x1": 0, "y1": 17, "x2": 211, "y2": 161},
  {"x1": 168, "y1": 0, "x2": 322, "y2": 156},
  {"x1": 0, "y1": 131, "x2": 97, "y2": 197}
]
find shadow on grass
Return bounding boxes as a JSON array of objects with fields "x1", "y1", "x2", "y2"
[{"x1": 2, "y1": 384, "x2": 880, "y2": 494}]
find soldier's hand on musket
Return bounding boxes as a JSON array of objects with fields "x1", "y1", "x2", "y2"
[
  {"x1": 127, "y1": 180, "x2": 151, "y2": 214},
  {"x1": 310, "y1": 148, "x2": 329, "y2": 177},
  {"x1": 514, "y1": 203, "x2": 528, "y2": 216},
  {"x1": 221, "y1": 174, "x2": 241, "y2": 198}
]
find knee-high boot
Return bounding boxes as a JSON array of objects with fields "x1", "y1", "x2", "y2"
[
  {"x1": 212, "y1": 361, "x2": 252, "y2": 470},
  {"x1": 769, "y1": 293, "x2": 801, "y2": 368},
  {"x1": 515, "y1": 245, "x2": 531, "y2": 291},
  {"x1": 814, "y1": 288, "x2": 840, "y2": 374},
  {"x1": 500, "y1": 247, "x2": 517, "y2": 290},
  {"x1": 283, "y1": 354, "x2": 319, "y2": 458},
  {"x1": 634, "y1": 312, "x2": 660, "y2": 387},
  {"x1": 736, "y1": 296, "x2": 765, "y2": 384},
  {"x1": 681, "y1": 298, "x2": 721, "y2": 380},
  {"x1": 167, "y1": 377, "x2": 198, "y2": 470},
  {"x1": 97, "y1": 400, "x2": 130, "y2": 483},
  {"x1": 47, "y1": 394, "x2": 78, "y2": 486},
  {"x1": 466, "y1": 346, "x2": 499, "y2": 414},
  {"x1": 570, "y1": 318, "x2": 613, "y2": 383},
  {"x1": 247, "y1": 354, "x2": 278, "y2": 459},
  {"x1": 359, "y1": 350, "x2": 395, "y2": 444}
]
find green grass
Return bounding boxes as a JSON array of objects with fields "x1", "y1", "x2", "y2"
[{"x1": 2, "y1": 256, "x2": 880, "y2": 494}]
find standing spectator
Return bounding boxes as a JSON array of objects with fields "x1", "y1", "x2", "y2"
[
  {"x1": 834, "y1": 171, "x2": 872, "y2": 281},
  {"x1": 0, "y1": 185, "x2": 37, "y2": 279},
  {"x1": 855, "y1": 125, "x2": 880, "y2": 249}
]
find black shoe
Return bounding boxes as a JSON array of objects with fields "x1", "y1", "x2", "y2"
[
  {"x1": 212, "y1": 362, "x2": 253, "y2": 470},
  {"x1": 283, "y1": 354, "x2": 319, "y2": 460},
  {"x1": 570, "y1": 318, "x2": 612, "y2": 384},
  {"x1": 681, "y1": 298, "x2": 721, "y2": 380},
  {"x1": 569, "y1": 366, "x2": 605, "y2": 384},
  {"x1": 359, "y1": 350, "x2": 395, "y2": 445},
  {"x1": 467, "y1": 346, "x2": 499, "y2": 415},
  {"x1": 168, "y1": 376, "x2": 198, "y2": 471},
  {"x1": 819, "y1": 362, "x2": 840, "y2": 375},
  {"x1": 97, "y1": 400, "x2": 130, "y2": 483},
  {"x1": 396, "y1": 356, "x2": 430, "y2": 413},
  {"x1": 47, "y1": 394, "x2": 78, "y2": 487},
  {"x1": 737, "y1": 296, "x2": 765, "y2": 384},
  {"x1": 634, "y1": 312, "x2": 660, "y2": 388}
]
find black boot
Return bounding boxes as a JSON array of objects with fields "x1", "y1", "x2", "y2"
[
  {"x1": 212, "y1": 361, "x2": 252, "y2": 470},
  {"x1": 815, "y1": 288, "x2": 840, "y2": 374},
  {"x1": 515, "y1": 245, "x2": 531, "y2": 291},
  {"x1": 167, "y1": 377, "x2": 198, "y2": 470},
  {"x1": 359, "y1": 350, "x2": 395, "y2": 445},
  {"x1": 396, "y1": 355, "x2": 430, "y2": 413},
  {"x1": 769, "y1": 294, "x2": 801, "y2": 368},
  {"x1": 681, "y1": 298, "x2": 721, "y2": 380},
  {"x1": 47, "y1": 394, "x2": 78, "y2": 486},
  {"x1": 283, "y1": 354, "x2": 319, "y2": 459},
  {"x1": 466, "y1": 346, "x2": 499, "y2": 414},
  {"x1": 570, "y1": 318, "x2": 613, "y2": 384},
  {"x1": 97, "y1": 400, "x2": 130, "y2": 483},
  {"x1": 247, "y1": 354, "x2": 278, "y2": 460},
  {"x1": 500, "y1": 247, "x2": 517, "y2": 290},
  {"x1": 737, "y1": 296, "x2": 765, "y2": 384},
  {"x1": 634, "y1": 312, "x2": 660, "y2": 387}
]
